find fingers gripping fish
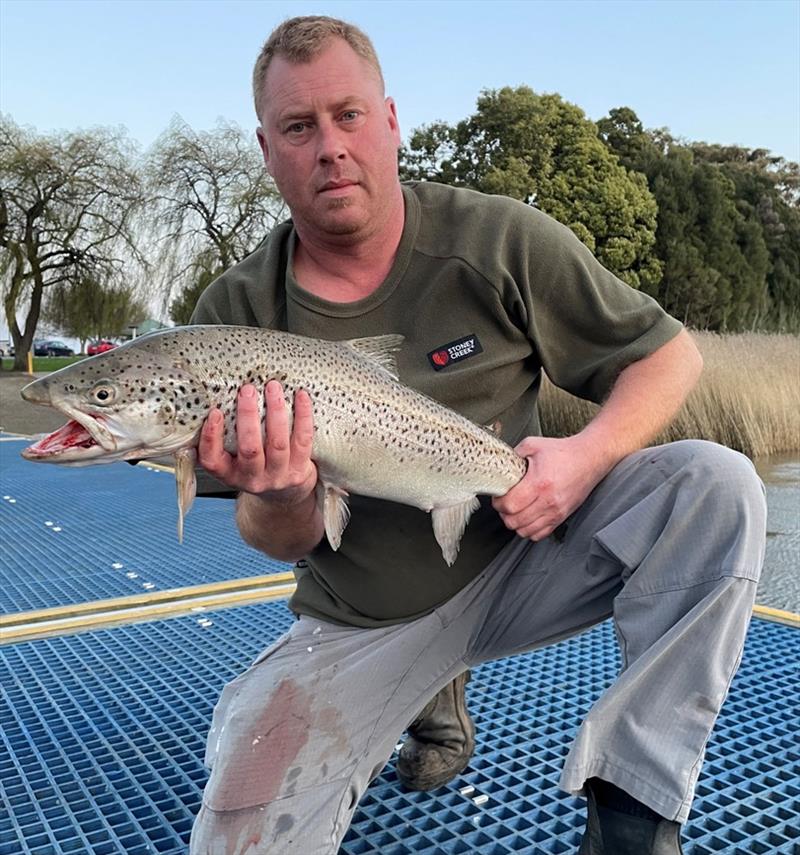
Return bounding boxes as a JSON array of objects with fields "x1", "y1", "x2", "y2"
[{"x1": 20, "y1": 326, "x2": 526, "y2": 564}]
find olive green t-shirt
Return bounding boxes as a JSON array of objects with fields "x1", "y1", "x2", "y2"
[{"x1": 192, "y1": 181, "x2": 683, "y2": 627}]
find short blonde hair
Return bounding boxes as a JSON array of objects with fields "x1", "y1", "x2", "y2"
[{"x1": 252, "y1": 16, "x2": 385, "y2": 121}]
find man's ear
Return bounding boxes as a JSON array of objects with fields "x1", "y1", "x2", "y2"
[
  {"x1": 256, "y1": 127, "x2": 273, "y2": 176},
  {"x1": 385, "y1": 97, "x2": 402, "y2": 147}
]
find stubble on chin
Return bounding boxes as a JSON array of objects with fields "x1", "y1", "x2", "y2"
[
  {"x1": 324, "y1": 196, "x2": 354, "y2": 211},
  {"x1": 316, "y1": 196, "x2": 366, "y2": 237}
]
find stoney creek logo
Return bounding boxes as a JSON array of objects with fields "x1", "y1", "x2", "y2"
[{"x1": 427, "y1": 335, "x2": 483, "y2": 371}]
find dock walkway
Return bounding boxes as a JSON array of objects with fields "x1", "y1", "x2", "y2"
[{"x1": 2, "y1": 435, "x2": 797, "y2": 855}]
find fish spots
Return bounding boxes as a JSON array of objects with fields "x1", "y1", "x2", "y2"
[{"x1": 26, "y1": 327, "x2": 524, "y2": 556}]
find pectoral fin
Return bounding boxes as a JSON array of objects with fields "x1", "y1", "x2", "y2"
[
  {"x1": 431, "y1": 496, "x2": 481, "y2": 566},
  {"x1": 174, "y1": 448, "x2": 198, "y2": 543},
  {"x1": 323, "y1": 483, "x2": 351, "y2": 551}
]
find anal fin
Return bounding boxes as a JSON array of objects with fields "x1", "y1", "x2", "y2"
[
  {"x1": 323, "y1": 483, "x2": 351, "y2": 551},
  {"x1": 431, "y1": 496, "x2": 481, "y2": 566},
  {"x1": 174, "y1": 448, "x2": 198, "y2": 543}
]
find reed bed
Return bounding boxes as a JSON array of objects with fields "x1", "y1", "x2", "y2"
[{"x1": 539, "y1": 332, "x2": 800, "y2": 459}]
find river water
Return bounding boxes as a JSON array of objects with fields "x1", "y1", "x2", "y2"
[{"x1": 754, "y1": 454, "x2": 800, "y2": 613}]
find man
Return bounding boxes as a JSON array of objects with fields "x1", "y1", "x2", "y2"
[{"x1": 189, "y1": 16, "x2": 766, "y2": 855}]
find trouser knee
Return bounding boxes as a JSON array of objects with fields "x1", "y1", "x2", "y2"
[
  {"x1": 657, "y1": 440, "x2": 767, "y2": 581},
  {"x1": 676, "y1": 439, "x2": 765, "y2": 515}
]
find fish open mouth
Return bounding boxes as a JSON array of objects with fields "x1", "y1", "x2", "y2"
[{"x1": 22, "y1": 420, "x2": 100, "y2": 458}]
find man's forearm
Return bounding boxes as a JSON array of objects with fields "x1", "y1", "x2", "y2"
[
  {"x1": 576, "y1": 328, "x2": 704, "y2": 476},
  {"x1": 236, "y1": 490, "x2": 325, "y2": 562}
]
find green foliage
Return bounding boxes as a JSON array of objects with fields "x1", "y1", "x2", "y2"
[
  {"x1": 401, "y1": 87, "x2": 662, "y2": 291},
  {"x1": 43, "y1": 276, "x2": 148, "y2": 350},
  {"x1": 169, "y1": 252, "x2": 224, "y2": 325},
  {"x1": 598, "y1": 108, "x2": 799, "y2": 332},
  {"x1": 691, "y1": 145, "x2": 800, "y2": 331},
  {"x1": 3, "y1": 90, "x2": 796, "y2": 342}
]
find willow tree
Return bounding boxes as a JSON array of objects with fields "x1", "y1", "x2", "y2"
[
  {"x1": 0, "y1": 116, "x2": 144, "y2": 369},
  {"x1": 401, "y1": 86, "x2": 662, "y2": 292},
  {"x1": 146, "y1": 118, "x2": 286, "y2": 319},
  {"x1": 42, "y1": 276, "x2": 148, "y2": 352}
]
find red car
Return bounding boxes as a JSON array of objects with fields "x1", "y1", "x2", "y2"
[{"x1": 87, "y1": 340, "x2": 116, "y2": 355}]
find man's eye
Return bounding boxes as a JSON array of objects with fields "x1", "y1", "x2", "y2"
[
  {"x1": 341, "y1": 111, "x2": 359, "y2": 122},
  {"x1": 286, "y1": 122, "x2": 307, "y2": 134}
]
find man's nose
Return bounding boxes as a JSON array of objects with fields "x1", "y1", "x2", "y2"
[{"x1": 316, "y1": 122, "x2": 347, "y2": 163}]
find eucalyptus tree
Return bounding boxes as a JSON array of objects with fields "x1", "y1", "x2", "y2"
[{"x1": 0, "y1": 116, "x2": 144, "y2": 369}]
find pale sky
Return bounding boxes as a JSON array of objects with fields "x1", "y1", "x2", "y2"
[{"x1": 1, "y1": 0, "x2": 799, "y2": 162}]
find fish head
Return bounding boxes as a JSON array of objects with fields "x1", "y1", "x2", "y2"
[{"x1": 20, "y1": 340, "x2": 210, "y2": 465}]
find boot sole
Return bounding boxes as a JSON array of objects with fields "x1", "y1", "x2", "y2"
[
  {"x1": 397, "y1": 671, "x2": 476, "y2": 791},
  {"x1": 397, "y1": 730, "x2": 476, "y2": 791}
]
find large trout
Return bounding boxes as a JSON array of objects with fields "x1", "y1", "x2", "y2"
[{"x1": 20, "y1": 326, "x2": 526, "y2": 564}]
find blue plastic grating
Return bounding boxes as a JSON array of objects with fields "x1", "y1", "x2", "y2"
[
  {"x1": 0, "y1": 438, "x2": 288, "y2": 614},
  {"x1": 1, "y1": 604, "x2": 798, "y2": 855},
  {"x1": 4, "y1": 433, "x2": 796, "y2": 616}
]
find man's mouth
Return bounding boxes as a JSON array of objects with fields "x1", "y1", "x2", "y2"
[{"x1": 319, "y1": 180, "x2": 358, "y2": 194}]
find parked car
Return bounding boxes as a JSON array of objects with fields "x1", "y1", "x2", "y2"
[
  {"x1": 34, "y1": 339, "x2": 75, "y2": 357},
  {"x1": 87, "y1": 339, "x2": 117, "y2": 355}
]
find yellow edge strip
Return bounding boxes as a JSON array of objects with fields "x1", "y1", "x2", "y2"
[
  {"x1": 0, "y1": 572, "x2": 297, "y2": 626},
  {"x1": 752, "y1": 604, "x2": 800, "y2": 627},
  {"x1": 1, "y1": 586, "x2": 796, "y2": 644},
  {"x1": 1, "y1": 580, "x2": 297, "y2": 644}
]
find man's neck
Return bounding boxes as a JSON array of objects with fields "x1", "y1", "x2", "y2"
[{"x1": 292, "y1": 193, "x2": 405, "y2": 303}]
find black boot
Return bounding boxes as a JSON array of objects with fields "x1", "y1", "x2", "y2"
[
  {"x1": 396, "y1": 671, "x2": 475, "y2": 791},
  {"x1": 579, "y1": 778, "x2": 684, "y2": 855}
]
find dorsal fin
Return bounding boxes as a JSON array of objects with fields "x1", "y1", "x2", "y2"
[{"x1": 345, "y1": 334, "x2": 405, "y2": 379}]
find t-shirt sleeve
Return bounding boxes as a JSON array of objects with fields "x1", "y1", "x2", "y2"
[{"x1": 514, "y1": 209, "x2": 683, "y2": 403}]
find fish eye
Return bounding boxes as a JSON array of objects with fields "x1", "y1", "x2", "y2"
[{"x1": 90, "y1": 384, "x2": 116, "y2": 405}]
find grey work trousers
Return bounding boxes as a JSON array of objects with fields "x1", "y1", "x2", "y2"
[{"x1": 189, "y1": 440, "x2": 767, "y2": 854}]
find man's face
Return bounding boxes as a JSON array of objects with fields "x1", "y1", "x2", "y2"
[{"x1": 256, "y1": 39, "x2": 402, "y2": 244}]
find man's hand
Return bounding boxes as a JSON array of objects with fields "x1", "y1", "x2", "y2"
[
  {"x1": 198, "y1": 380, "x2": 317, "y2": 506},
  {"x1": 492, "y1": 435, "x2": 609, "y2": 542},
  {"x1": 494, "y1": 329, "x2": 704, "y2": 542},
  {"x1": 198, "y1": 380, "x2": 324, "y2": 562}
]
